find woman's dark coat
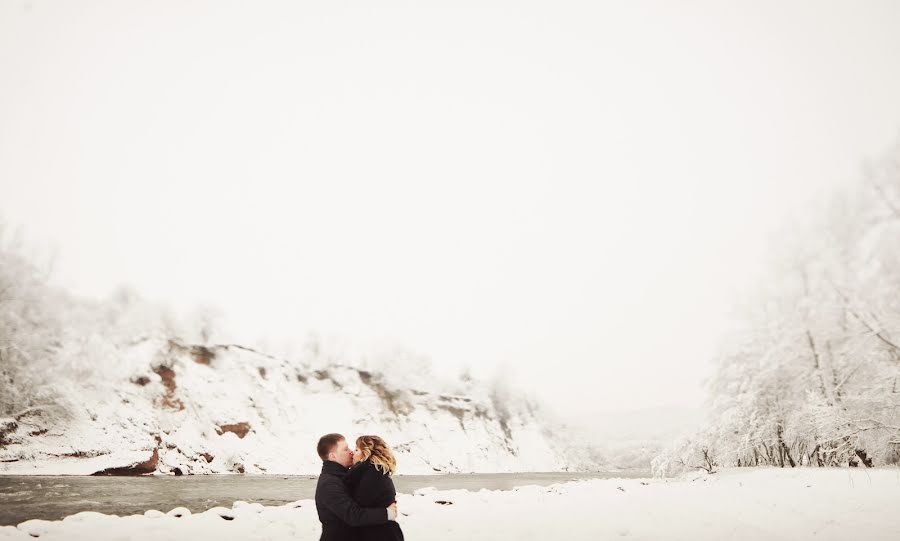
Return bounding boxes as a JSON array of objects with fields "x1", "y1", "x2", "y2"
[{"x1": 345, "y1": 459, "x2": 405, "y2": 541}]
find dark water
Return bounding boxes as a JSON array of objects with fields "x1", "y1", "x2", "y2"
[{"x1": 0, "y1": 471, "x2": 648, "y2": 526}]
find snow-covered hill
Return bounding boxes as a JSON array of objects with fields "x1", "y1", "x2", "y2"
[
  {"x1": 0, "y1": 335, "x2": 594, "y2": 475},
  {"x1": 0, "y1": 224, "x2": 604, "y2": 476}
]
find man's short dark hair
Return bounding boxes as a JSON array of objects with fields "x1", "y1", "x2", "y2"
[{"x1": 317, "y1": 433, "x2": 345, "y2": 461}]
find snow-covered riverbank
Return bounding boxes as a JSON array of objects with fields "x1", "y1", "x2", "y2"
[{"x1": 1, "y1": 468, "x2": 898, "y2": 540}]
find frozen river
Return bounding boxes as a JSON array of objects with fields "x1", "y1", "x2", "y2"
[{"x1": 0, "y1": 471, "x2": 648, "y2": 526}]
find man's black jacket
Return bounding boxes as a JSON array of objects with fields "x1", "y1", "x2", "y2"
[{"x1": 315, "y1": 460, "x2": 388, "y2": 541}]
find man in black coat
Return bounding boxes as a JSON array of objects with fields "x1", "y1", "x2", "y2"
[{"x1": 315, "y1": 433, "x2": 398, "y2": 541}]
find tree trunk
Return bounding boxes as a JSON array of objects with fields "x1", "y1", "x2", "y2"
[{"x1": 855, "y1": 449, "x2": 874, "y2": 468}]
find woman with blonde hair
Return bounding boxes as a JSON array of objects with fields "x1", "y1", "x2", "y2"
[{"x1": 345, "y1": 435, "x2": 404, "y2": 541}]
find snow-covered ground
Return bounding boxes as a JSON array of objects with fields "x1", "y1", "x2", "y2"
[{"x1": 1, "y1": 468, "x2": 897, "y2": 540}]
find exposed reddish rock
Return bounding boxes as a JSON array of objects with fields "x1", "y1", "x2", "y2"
[
  {"x1": 257, "y1": 367, "x2": 267, "y2": 379},
  {"x1": 153, "y1": 365, "x2": 184, "y2": 410},
  {"x1": 160, "y1": 396, "x2": 184, "y2": 410},
  {"x1": 91, "y1": 448, "x2": 158, "y2": 476},
  {"x1": 216, "y1": 422, "x2": 251, "y2": 439},
  {"x1": 166, "y1": 340, "x2": 216, "y2": 366},
  {"x1": 131, "y1": 376, "x2": 151, "y2": 386},
  {"x1": 154, "y1": 365, "x2": 177, "y2": 393},
  {"x1": 200, "y1": 452, "x2": 214, "y2": 463},
  {"x1": 234, "y1": 463, "x2": 245, "y2": 474},
  {"x1": 191, "y1": 346, "x2": 215, "y2": 365}
]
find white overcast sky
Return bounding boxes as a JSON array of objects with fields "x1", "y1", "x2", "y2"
[{"x1": 2, "y1": 0, "x2": 900, "y2": 431}]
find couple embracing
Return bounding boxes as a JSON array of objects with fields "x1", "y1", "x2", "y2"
[{"x1": 314, "y1": 433, "x2": 405, "y2": 541}]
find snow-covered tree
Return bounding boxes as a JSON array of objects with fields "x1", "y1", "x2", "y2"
[
  {"x1": 657, "y1": 141, "x2": 900, "y2": 474},
  {"x1": 0, "y1": 221, "x2": 72, "y2": 426}
]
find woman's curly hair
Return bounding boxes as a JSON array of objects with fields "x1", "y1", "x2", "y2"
[{"x1": 355, "y1": 435, "x2": 397, "y2": 476}]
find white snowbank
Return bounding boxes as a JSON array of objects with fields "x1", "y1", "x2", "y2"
[{"x1": 1, "y1": 468, "x2": 898, "y2": 540}]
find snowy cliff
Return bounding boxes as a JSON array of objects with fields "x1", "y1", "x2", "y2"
[
  {"x1": 0, "y1": 335, "x2": 591, "y2": 475},
  {"x1": 0, "y1": 225, "x2": 602, "y2": 476}
]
